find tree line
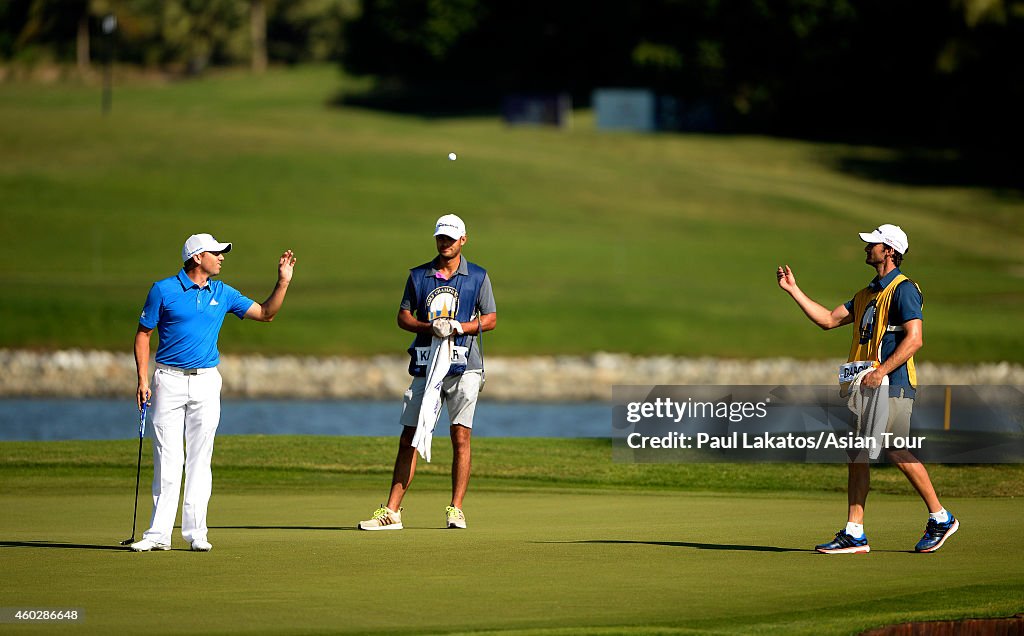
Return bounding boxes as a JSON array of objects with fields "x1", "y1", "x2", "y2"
[{"x1": 0, "y1": 0, "x2": 357, "y2": 73}]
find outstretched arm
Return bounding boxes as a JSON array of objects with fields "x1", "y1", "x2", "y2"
[
  {"x1": 776, "y1": 265, "x2": 852, "y2": 330},
  {"x1": 246, "y1": 250, "x2": 296, "y2": 323}
]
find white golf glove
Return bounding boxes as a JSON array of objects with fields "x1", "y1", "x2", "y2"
[{"x1": 431, "y1": 318, "x2": 463, "y2": 339}]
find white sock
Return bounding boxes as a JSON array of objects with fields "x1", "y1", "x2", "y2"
[
  {"x1": 929, "y1": 508, "x2": 949, "y2": 523},
  {"x1": 845, "y1": 522, "x2": 865, "y2": 538}
]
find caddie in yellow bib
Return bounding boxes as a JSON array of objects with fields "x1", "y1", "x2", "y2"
[
  {"x1": 839, "y1": 272, "x2": 922, "y2": 396},
  {"x1": 776, "y1": 223, "x2": 959, "y2": 554}
]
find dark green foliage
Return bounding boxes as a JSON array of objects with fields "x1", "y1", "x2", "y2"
[
  {"x1": 341, "y1": 0, "x2": 1024, "y2": 151},
  {"x1": 0, "y1": 0, "x2": 355, "y2": 70}
]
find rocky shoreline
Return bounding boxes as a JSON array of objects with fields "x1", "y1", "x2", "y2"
[{"x1": 2, "y1": 349, "x2": 1021, "y2": 402}]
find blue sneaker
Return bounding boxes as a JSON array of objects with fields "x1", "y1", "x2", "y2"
[
  {"x1": 914, "y1": 513, "x2": 959, "y2": 553},
  {"x1": 815, "y1": 530, "x2": 870, "y2": 554}
]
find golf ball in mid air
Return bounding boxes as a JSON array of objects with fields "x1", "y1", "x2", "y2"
[{"x1": 448, "y1": 152, "x2": 457, "y2": 161}]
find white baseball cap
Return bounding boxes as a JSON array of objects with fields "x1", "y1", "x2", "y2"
[
  {"x1": 433, "y1": 214, "x2": 466, "y2": 239},
  {"x1": 182, "y1": 233, "x2": 232, "y2": 261},
  {"x1": 858, "y1": 224, "x2": 909, "y2": 255}
]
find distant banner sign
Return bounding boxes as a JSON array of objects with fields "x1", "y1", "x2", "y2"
[
  {"x1": 502, "y1": 94, "x2": 572, "y2": 127},
  {"x1": 593, "y1": 90, "x2": 719, "y2": 132},
  {"x1": 593, "y1": 88, "x2": 656, "y2": 131},
  {"x1": 612, "y1": 385, "x2": 1024, "y2": 463}
]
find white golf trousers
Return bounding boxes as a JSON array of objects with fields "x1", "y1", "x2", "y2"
[{"x1": 142, "y1": 366, "x2": 222, "y2": 545}]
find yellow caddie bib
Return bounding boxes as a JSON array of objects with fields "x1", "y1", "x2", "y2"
[{"x1": 840, "y1": 274, "x2": 921, "y2": 391}]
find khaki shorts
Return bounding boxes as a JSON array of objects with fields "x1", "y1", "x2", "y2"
[
  {"x1": 849, "y1": 395, "x2": 914, "y2": 438},
  {"x1": 399, "y1": 371, "x2": 482, "y2": 429}
]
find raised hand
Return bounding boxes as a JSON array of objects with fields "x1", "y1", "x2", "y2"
[
  {"x1": 776, "y1": 264, "x2": 797, "y2": 293},
  {"x1": 278, "y1": 250, "x2": 296, "y2": 283}
]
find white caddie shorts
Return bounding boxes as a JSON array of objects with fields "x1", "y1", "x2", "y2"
[{"x1": 399, "y1": 370, "x2": 482, "y2": 429}]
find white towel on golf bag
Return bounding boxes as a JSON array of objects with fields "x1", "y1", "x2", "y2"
[
  {"x1": 847, "y1": 367, "x2": 889, "y2": 460},
  {"x1": 411, "y1": 335, "x2": 453, "y2": 462}
]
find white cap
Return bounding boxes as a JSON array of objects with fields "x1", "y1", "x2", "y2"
[
  {"x1": 433, "y1": 214, "x2": 466, "y2": 239},
  {"x1": 182, "y1": 233, "x2": 232, "y2": 261},
  {"x1": 858, "y1": 224, "x2": 908, "y2": 255}
]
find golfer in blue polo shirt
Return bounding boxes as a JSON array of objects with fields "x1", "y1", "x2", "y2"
[{"x1": 130, "y1": 233, "x2": 296, "y2": 552}]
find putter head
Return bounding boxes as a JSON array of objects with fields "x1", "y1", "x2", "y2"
[{"x1": 119, "y1": 537, "x2": 134, "y2": 545}]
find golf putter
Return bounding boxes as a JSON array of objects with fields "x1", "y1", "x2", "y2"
[{"x1": 119, "y1": 401, "x2": 148, "y2": 545}]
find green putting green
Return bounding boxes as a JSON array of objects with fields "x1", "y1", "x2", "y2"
[{"x1": 2, "y1": 438, "x2": 1021, "y2": 634}]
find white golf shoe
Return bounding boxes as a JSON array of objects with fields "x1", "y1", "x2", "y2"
[
  {"x1": 358, "y1": 505, "x2": 403, "y2": 530},
  {"x1": 190, "y1": 539, "x2": 213, "y2": 552},
  {"x1": 445, "y1": 506, "x2": 467, "y2": 529},
  {"x1": 130, "y1": 538, "x2": 171, "y2": 552}
]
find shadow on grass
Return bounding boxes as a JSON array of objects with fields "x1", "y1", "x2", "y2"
[
  {"x1": 212, "y1": 525, "x2": 356, "y2": 531},
  {"x1": 327, "y1": 77, "x2": 507, "y2": 120},
  {"x1": 541, "y1": 539, "x2": 807, "y2": 552},
  {"x1": 1, "y1": 540, "x2": 126, "y2": 551},
  {"x1": 831, "y1": 149, "x2": 1023, "y2": 193},
  {"x1": 214, "y1": 526, "x2": 461, "y2": 532},
  {"x1": 547, "y1": 540, "x2": 916, "y2": 554}
]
